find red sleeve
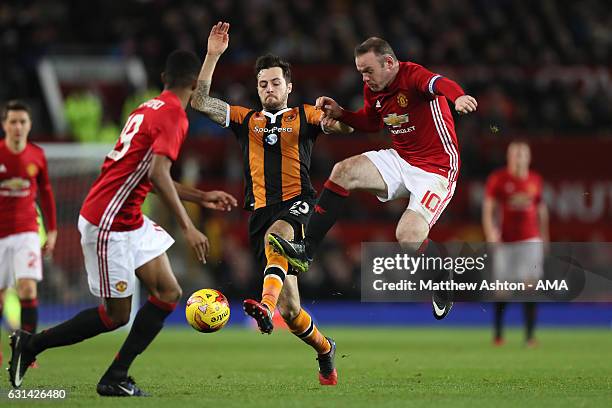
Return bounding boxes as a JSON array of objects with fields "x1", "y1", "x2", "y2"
[
  {"x1": 410, "y1": 64, "x2": 465, "y2": 102},
  {"x1": 484, "y1": 173, "x2": 501, "y2": 200},
  {"x1": 433, "y1": 77, "x2": 465, "y2": 103},
  {"x1": 338, "y1": 90, "x2": 382, "y2": 132},
  {"x1": 37, "y1": 154, "x2": 57, "y2": 231},
  {"x1": 339, "y1": 108, "x2": 381, "y2": 132},
  {"x1": 151, "y1": 108, "x2": 186, "y2": 161}
]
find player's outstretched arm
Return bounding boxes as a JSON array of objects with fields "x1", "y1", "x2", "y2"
[
  {"x1": 149, "y1": 154, "x2": 210, "y2": 263},
  {"x1": 429, "y1": 75, "x2": 477, "y2": 115},
  {"x1": 316, "y1": 95, "x2": 381, "y2": 133},
  {"x1": 320, "y1": 115, "x2": 354, "y2": 134},
  {"x1": 173, "y1": 181, "x2": 238, "y2": 211},
  {"x1": 190, "y1": 21, "x2": 230, "y2": 125}
]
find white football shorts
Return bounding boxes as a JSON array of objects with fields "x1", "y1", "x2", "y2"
[
  {"x1": 362, "y1": 149, "x2": 456, "y2": 227},
  {"x1": 492, "y1": 238, "x2": 544, "y2": 283},
  {"x1": 0, "y1": 231, "x2": 43, "y2": 289},
  {"x1": 78, "y1": 215, "x2": 175, "y2": 298}
]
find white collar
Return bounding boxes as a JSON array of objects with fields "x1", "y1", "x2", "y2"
[{"x1": 262, "y1": 107, "x2": 292, "y2": 123}]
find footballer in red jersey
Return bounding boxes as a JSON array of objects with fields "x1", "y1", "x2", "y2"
[
  {"x1": 269, "y1": 37, "x2": 477, "y2": 320},
  {"x1": 7, "y1": 51, "x2": 237, "y2": 395},
  {"x1": 0, "y1": 100, "x2": 57, "y2": 365},
  {"x1": 483, "y1": 141, "x2": 549, "y2": 347}
]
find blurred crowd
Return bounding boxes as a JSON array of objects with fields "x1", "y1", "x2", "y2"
[{"x1": 1, "y1": 0, "x2": 611, "y2": 136}]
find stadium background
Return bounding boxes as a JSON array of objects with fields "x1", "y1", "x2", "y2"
[{"x1": 1, "y1": 0, "x2": 611, "y2": 328}]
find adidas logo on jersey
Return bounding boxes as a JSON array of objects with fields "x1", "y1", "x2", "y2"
[
  {"x1": 375, "y1": 100, "x2": 381, "y2": 108},
  {"x1": 0, "y1": 164, "x2": 6, "y2": 173}
]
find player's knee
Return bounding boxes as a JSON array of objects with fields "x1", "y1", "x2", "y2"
[
  {"x1": 266, "y1": 219, "x2": 294, "y2": 242},
  {"x1": 157, "y1": 285, "x2": 182, "y2": 304},
  {"x1": 278, "y1": 300, "x2": 301, "y2": 322},
  {"x1": 106, "y1": 309, "x2": 130, "y2": 327},
  {"x1": 16, "y1": 281, "x2": 37, "y2": 300},
  {"x1": 329, "y1": 159, "x2": 357, "y2": 190},
  {"x1": 396, "y1": 228, "x2": 427, "y2": 251},
  {"x1": 169, "y1": 286, "x2": 183, "y2": 302}
]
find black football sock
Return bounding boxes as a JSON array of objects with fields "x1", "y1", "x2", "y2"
[
  {"x1": 304, "y1": 179, "x2": 350, "y2": 258},
  {"x1": 20, "y1": 298, "x2": 38, "y2": 334},
  {"x1": 494, "y1": 302, "x2": 506, "y2": 340},
  {"x1": 524, "y1": 302, "x2": 537, "y2": 341},
  {"x1": 27, "y1": 305, "x2": 120, "y2": 356},
  {"x1": 101, "y1": 296, "x2": 176, "y2": 381},
  {"x1": 417, "y1": 239, "x2": 446, "y2": 280}
]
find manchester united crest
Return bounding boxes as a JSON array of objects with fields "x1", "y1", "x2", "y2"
[
  {"x1": 26, "y1": 163, "x2": 38, "y2": 177},
  {"x1": 115, "y1": 281, "x2": 128, "y2": 293},
  {"x1": 397, "y1": 93, "x2": 408, "y2": 108}
]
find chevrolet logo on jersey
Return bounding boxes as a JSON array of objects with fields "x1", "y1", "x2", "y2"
[
  {"x1": 0, "y1": 177, "x2": 30, "y2": 190},
  {"x1": 383, "y1": 113, "x2": 409, "y2": 127}
]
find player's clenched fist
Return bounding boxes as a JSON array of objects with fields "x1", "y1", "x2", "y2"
[
  {"x1": 207, "y1": 21, "x2": 230, "y2": 57},
  {"x1": 184, "y1": 226, "x2": 210, "y2": 264},
  {"x1": 320, "y1": 115, "x2": 339, "y2": 129},
  {"x1": 454, "y1": 95, "x2": 478, "y2": 115},
  {"x1": 315, "y1": 96, "x2": 342, "y2": 119}
]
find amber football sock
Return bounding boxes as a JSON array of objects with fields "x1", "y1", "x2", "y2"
[
  {"x1": 260, "y1": 245, "x2": 288, "y2": 313},
  {"x1": 286, "y1": 309, "x2": 331, "y2": 355}
]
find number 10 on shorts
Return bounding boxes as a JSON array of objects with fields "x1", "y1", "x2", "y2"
[{"x1": 421, "y1": 190, "x2": 441, "y2": 213}]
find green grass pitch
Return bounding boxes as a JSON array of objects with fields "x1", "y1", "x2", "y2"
[{"x1": 1, "y1": 327, "x2": 611, "y2": 407}]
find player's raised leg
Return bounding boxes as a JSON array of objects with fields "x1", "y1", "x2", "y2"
[
  {"x1": 277, "y1": 275, "x2": 337, "y2": 385},
  {"x1": 98, "y1": 252, "x2": 180, "y2": 396},
  {"x1": 244, "y1": 220, "x2": 293, "y2": 334},
  {"x1": 269, "y1": 154, "x2": 386, "y2": 272}
]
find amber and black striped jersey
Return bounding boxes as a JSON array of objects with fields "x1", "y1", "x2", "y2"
[{"x1": 224, "y1": 104, "x2": 324, "y2": 210}]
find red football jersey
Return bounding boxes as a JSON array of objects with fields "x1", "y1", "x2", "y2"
[
  {"x1": 0, "y1": 140, "x2": 56, "y2": 238},
  {"x1": 485, "y1": 168, "x2": 543, "y2": 242},
  {"x1": 362, "y1": 62, "x2": 460, "y2": 181},
  {"x1": 80, "y1": 90, "x2": 188, "y2": 231}
]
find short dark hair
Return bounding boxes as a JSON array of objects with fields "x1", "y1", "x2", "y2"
[
  {"x1": 163, "y1": 50, "x2": 201, "y2": 88},
  {"x1": 254, "y1": 53, "x2": 291, "y2": 82},
  {"x1": 1, "y1": 100, "x2": 32, "y2": 121},
  {"x1": 354, "y1": 37, "x2": 397, "y2": 61}
]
